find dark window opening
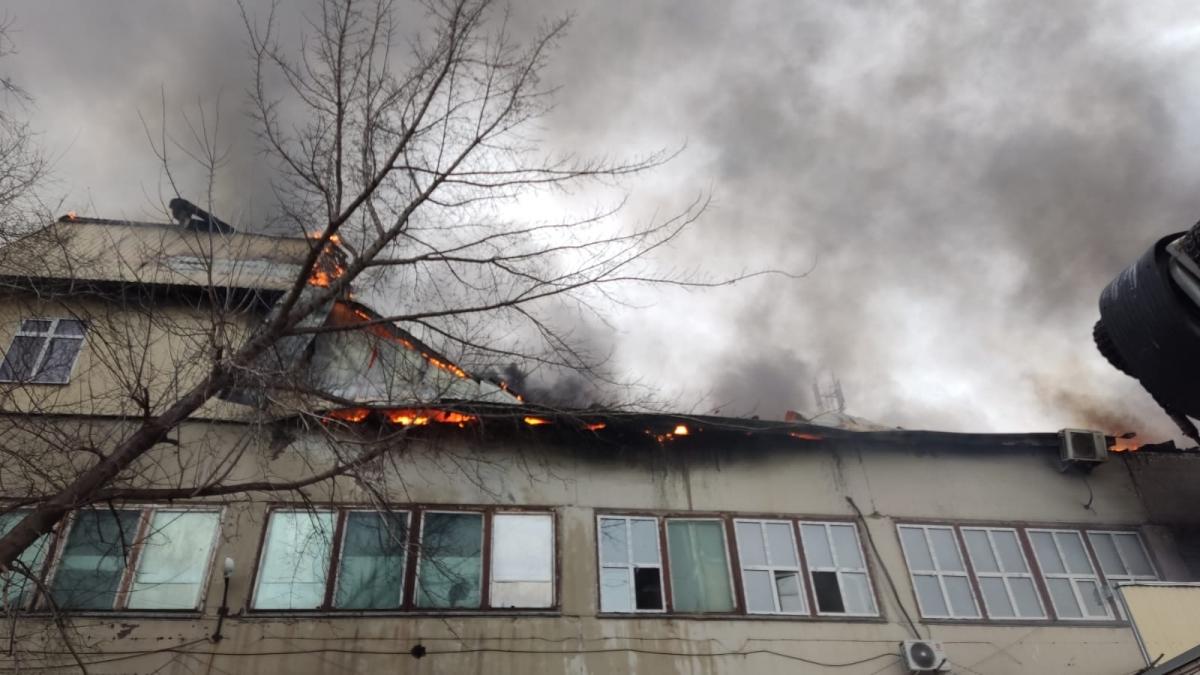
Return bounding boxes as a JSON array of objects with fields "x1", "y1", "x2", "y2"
[
  {"x1": 812, "y1": 571, "x2": 844, "y2": 613},
  {"x1": 634, "y1": 567, "x2": 663, "y2": 610}
]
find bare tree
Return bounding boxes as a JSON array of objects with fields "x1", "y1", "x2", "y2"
[{"x1": 0, "y1": 0, "x2": 782, "y2": 606}]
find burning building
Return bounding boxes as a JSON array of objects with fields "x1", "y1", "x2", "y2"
[{"x1": 0, "y1": 208, "x2": 1193, "y2": 674}]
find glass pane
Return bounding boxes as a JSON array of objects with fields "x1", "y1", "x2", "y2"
[
  {"x1": 914, "y1": 574, "x2": 948, "y2": 617},
  {"x1": 0, "y1": 335, "x2": 44, "y2": 381},
  {"x1": 599, "y1": 518, "x2": 628, "y2": 564},
  {"x1": 416, "y1": 512, "x2": 483, "y2": 609},
  {"x1": 1056, "y1": 532, "x2": 1092, "y2": 575},
  {"x1": 841, "y1": 572, "x2": 875, "y2": 614},
  {"x1": 900, "y1": 527, "x2": 934, "y2": 571},
  {"x1": 1030, "y1": 532, "x2": 1064, "y2": 574},
  {"x1": 801, "y1": 525, "x2": 833, "y2": 568},
  {"x1": 127, "y1": 512, "x2": 219, "y2": 610},
  {"x1": 51, "y1": 510, "x2": 140, "y2": 610},
  {"x1": 831, "y1": 525, "x2": 864, "y2": 568},
  {"x1": 335, "y1": 512, "x2": 407, "y2": 609},
  {"x1": 254, "y1": 511, "x2": 335, "y2": 609},
  {"x1": 35, "y1": 338, "x2": 82, "y2": 383},
  {"x1": 980, "y1": 577, "x2": 1014, "y2": 618},
  {"x1": 993, "y1": 530, "x2": 1027, "y2": 573},
  {"x1": 1077, "y1": 579, "x2": 1109, "y2": 618},
  {"x1": 812, "y1": 570, "x2": 844, "y2": 613},
  {"x1": 633, "y1": 567, "x2": 663, "y2": 610},
  {"x1": 491, "y1": 514, "x2": 553, "y2": 608},
  {"x1": 19, "y1": 320, "x2": 51, "y2": 333},
  {"x1": 775, "y1": 571, "x2": 805, "y2": 612},
  {"x1": 630, "y1": 519, "x2": 659, "y2": 565},
  {"x1": 666, "y1": 521, "x2": 733, "y2": 612},
  {"x1": 1010, "y1": 577, "x2": 1043, "y2": 618},
  {"x1": 945, "y1": 575, "x2": 979, "y2": 617},
  {"x1": 736, "y1": 522, "x2": 766, "y2": 567},
  {"x1": 0, "y1": 512, "x2": 51, "y2": 608},
  {"x1": 1047, "y1": 577, "x2": 1081, "y2": 618},
  {"x1": 54, "y1": 320, "x2": 86, "y2": 337},
  {"x1": 1088, "y1": 533, "x2": 1123, "y2": 575},
  {"x1": 929, "y1": 528, "x2": 963, "y2": 572},
  {"x1": 765, "y1": 523, "x2": 798, "y2": 566},
  {"x1": 743, "y1": 569, "x2": 774, "y2": 613},
  {"x1": 963, "y1": 530, "x2": 997, "y2": 573},
  {"x1": 599, "y1": 567, "x2": 631, "y2": 612},
  {"x1": 1114, "y1": 534, "x2": 1154, "y2": 576}
]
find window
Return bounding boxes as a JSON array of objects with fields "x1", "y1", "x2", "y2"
[
  {"x1": 0, "y1": 511, "x2": 52, "y2": 609},
  {"x1": 1027, "y1": 529, "x2": 1112, "y2": 620},
  {"x1": 962, "y1": 527, "x2": 1044, "y2": 619},
  {"x1": 255, "y1": 509, "x2": 409, "y2": 610},
  {"x1": 800, "y1": 522, "x2": 877, "y2": 616},
  {"x1": 1087, "y1": 531, "x2": 1156, "y2": 619},
  {"x1": 734, "y1": 519, "x2": 806, "y2": 614},
  {"x1": 597, "y1": 516, "x2": 663, "y2": 612},
  {"x1": 897, "y1": 525, "x2": 980, "y2": 619},
  {"x1": 0, "y1": 319, "x2": 87, "y2": 384},
  {"x1": 666, "y1": 519, "x2": 734, "y2": 613},
  {"x1": 490, "y1": 513, "x2": 554, "y2": 608},
  {"x1": 415, "y1": 511, "x2": 483, "y2": 609},
  {"x1": 49, "y1": 508, "x2": 219, "y2": 611},
  {"x1": 252, "y1": 506, "x2": 554, "y2": 612}
]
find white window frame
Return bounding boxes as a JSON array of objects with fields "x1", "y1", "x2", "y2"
[
  {"x1": 799, "y1": 521, "x2": 878, "y2": 617},
  {"x1": 1086, "y1": 530, "x2": 1157, "y2": 619},
  {"x1": 489, "y1": 511, "x2": 555, "y2": 609},
  {"x1": 664, "y1": 517, "x2": 737, "y2": 614},
  {"x1": 46, "y1": 506, "x2": 221, "y2": 612},
  {"x1": 960, "y1": 526, "x2": 1045, "y2": 620},
  {"x1": 413, "y1": 509, "x2": 486, "y2": 610},
  {"x1": 733, "y1": 518, "x2": 807, "y2": 615},
  {"x1": 251, "y1": 508, "x2": 337, "y2": 611},
  {"x1": 596, "y1": 515, "x2": 665, "y2": 613},
  {"x1": 1028, "y1": 528, "x2": 1113, "y2": 621},
  {"x1": 897, "y1": 524, "x2": 980, "y2": 619},
  {"x1": 332, "y1": 508, "x2": 411, "y2": 610},
  {"x1": 0, "y1": 318, "x2": 88, "y2": 384}
]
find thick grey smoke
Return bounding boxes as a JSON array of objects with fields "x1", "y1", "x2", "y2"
[{"x1": 9, "y1": 0, "x2": 1200, "y2": 439}]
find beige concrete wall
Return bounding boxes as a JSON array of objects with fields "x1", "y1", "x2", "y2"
[
  {"x1": 1122, "y1": 583, "x2": 1200, "y2": 666},
  {"x1": 0, "y1": 431, "x2": 1170, "y2": 674}
]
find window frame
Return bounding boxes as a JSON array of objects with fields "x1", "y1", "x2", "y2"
[
  {"x1": 896, "y1": 524, "x2": 981, "y2": 619},
  {"x1": 1028, "y1": 527, "x2": 1114, "y2": 622},
  {"x1": 489, "y1": 510, "x2": 556, "y2": 609},
  {"x1": 248, "y1": 504, "x2": 559, "y2": 614},
  {"x1": 960, "y1": 526, "x2": 1046, "y2": 621},
  {"x1": 39, "y1": 505, "x2": 222, "y2": 613},
  {"x1": 0, "y1": 317, "x2": 88, "y2": 385},
  {"x1": 595, "y1": 514, "x2": 667, "y2": 614},
  {"x1": 595, "y1": 511, "x2": 880, "y2": 620},
  {"x1": 733, "y1": 518, "x2": 808, "y2": 615},
  {"x1": 664, "y1": 517, "x2": 738, "y2": 614},
  {"x1": 1086, "y1": 529, "x2": 1158, "y2": 620},
  {"x1": 799, "y1": 520, "x2": 880, "y2": 618},
  {"x1": 894, "y1": 520, "x2": 1153, "y2": 624}
]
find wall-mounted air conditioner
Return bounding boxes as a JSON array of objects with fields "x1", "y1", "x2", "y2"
[
  {"x1": 1059, "y1": 428, "x2": 1109, "y2": 468},
  {"x1": 901, "y1": 640, "x2": 946, "y2": 673}
]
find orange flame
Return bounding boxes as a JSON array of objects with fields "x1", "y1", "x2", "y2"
[
  {"x1": 327, "y1": 408, "x2": 370, "y2": 423},
  {"x1": 673, "y1": 424, "x2": 689, "y2": 436},
  {"x1": 385, "y1": 408, "x2": 475, "y2": 426},
  {"x1": 584, "y1": 422, "x2": 606, "y2": 432},
  {"x1": 1111, "y1": 437, "x2": 1140, "y2": 453},
  {"x1": 65, "y1": 211, "x2": 78, "y2": 220},
  {"x1": 524, "y1": 416, "x2": 551, "y2": 426},
  {"x1": 789, "y1": 432, "x2": 823, "y2": 441}
]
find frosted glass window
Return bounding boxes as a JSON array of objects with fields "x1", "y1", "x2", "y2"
[
  {"x1": 667, "y1": 520, "x2": 734, "y2": 613},
  {"x1": 897, "y1": 524, "x2": 980, "y2": 619},
  {"x1": 734, "y1": 519, "x2": 806, "y2": 614},
  {"x1": 50, "y1": 510, "x2": 140, "y2": 610},
  {"x1": 597, "y1": 516, "x2": 663, "y2": 612},
  {"x1": 490, "y1": 514, "x2": 553, "y2": 608},
  {"x1": 254, "y1": 511, "x2": 335, "y2": 609},
  {"x1": 1028, "y1": 529, "x2": 1112, "y2": 620},
  {"x1": 1086, "y1": 531, "x2": 1156, "y2": 619},
  {"x1": 800, "y1": 522, "x2": 877, "y2": 616},
  {"x1": 127, "y1": 511, "x2": 219, "y2": 609},
  {"x1": 962, "y1": 527, "x2": 1044, "y2": 619},
  {"x1": 416, "y1": 512, "x2": 482, "y2": 608},
  {"x1": 335, "y1": 511, "x2": 408, "y2": 609},
  {"x1": 0, "y1": 511, "x2": 51, "y2": 609}
]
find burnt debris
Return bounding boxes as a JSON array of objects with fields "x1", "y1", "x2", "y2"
[{"x1": 169, "y1": 197, "x2": 235, "y2": 234}]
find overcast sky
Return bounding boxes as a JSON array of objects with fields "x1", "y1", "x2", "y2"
[{"x1": 7, "y1": 0, "x2": 1200, "y2": 440}]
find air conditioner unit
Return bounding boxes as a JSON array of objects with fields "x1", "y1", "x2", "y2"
[
  {"x1": 901, "y1": 640, "x2": 946, "y2": 673},
  {"x1": 1059, "y1": 428, "x2": 1109, "y2": 466}
]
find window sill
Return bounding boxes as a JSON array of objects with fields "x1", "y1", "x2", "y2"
[
  {"x1": 243, "y1": 609, "x2": 562, "y2": 619},
  {"x1": 920, "y1": 618, "x2": 1129, "y2": 628},
  {"x1": 597, "y1": 612, "x2": 888, "y2": 623},
  {"x1": 21, "y1": 610, "x2": 204, "y2": 620}
]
